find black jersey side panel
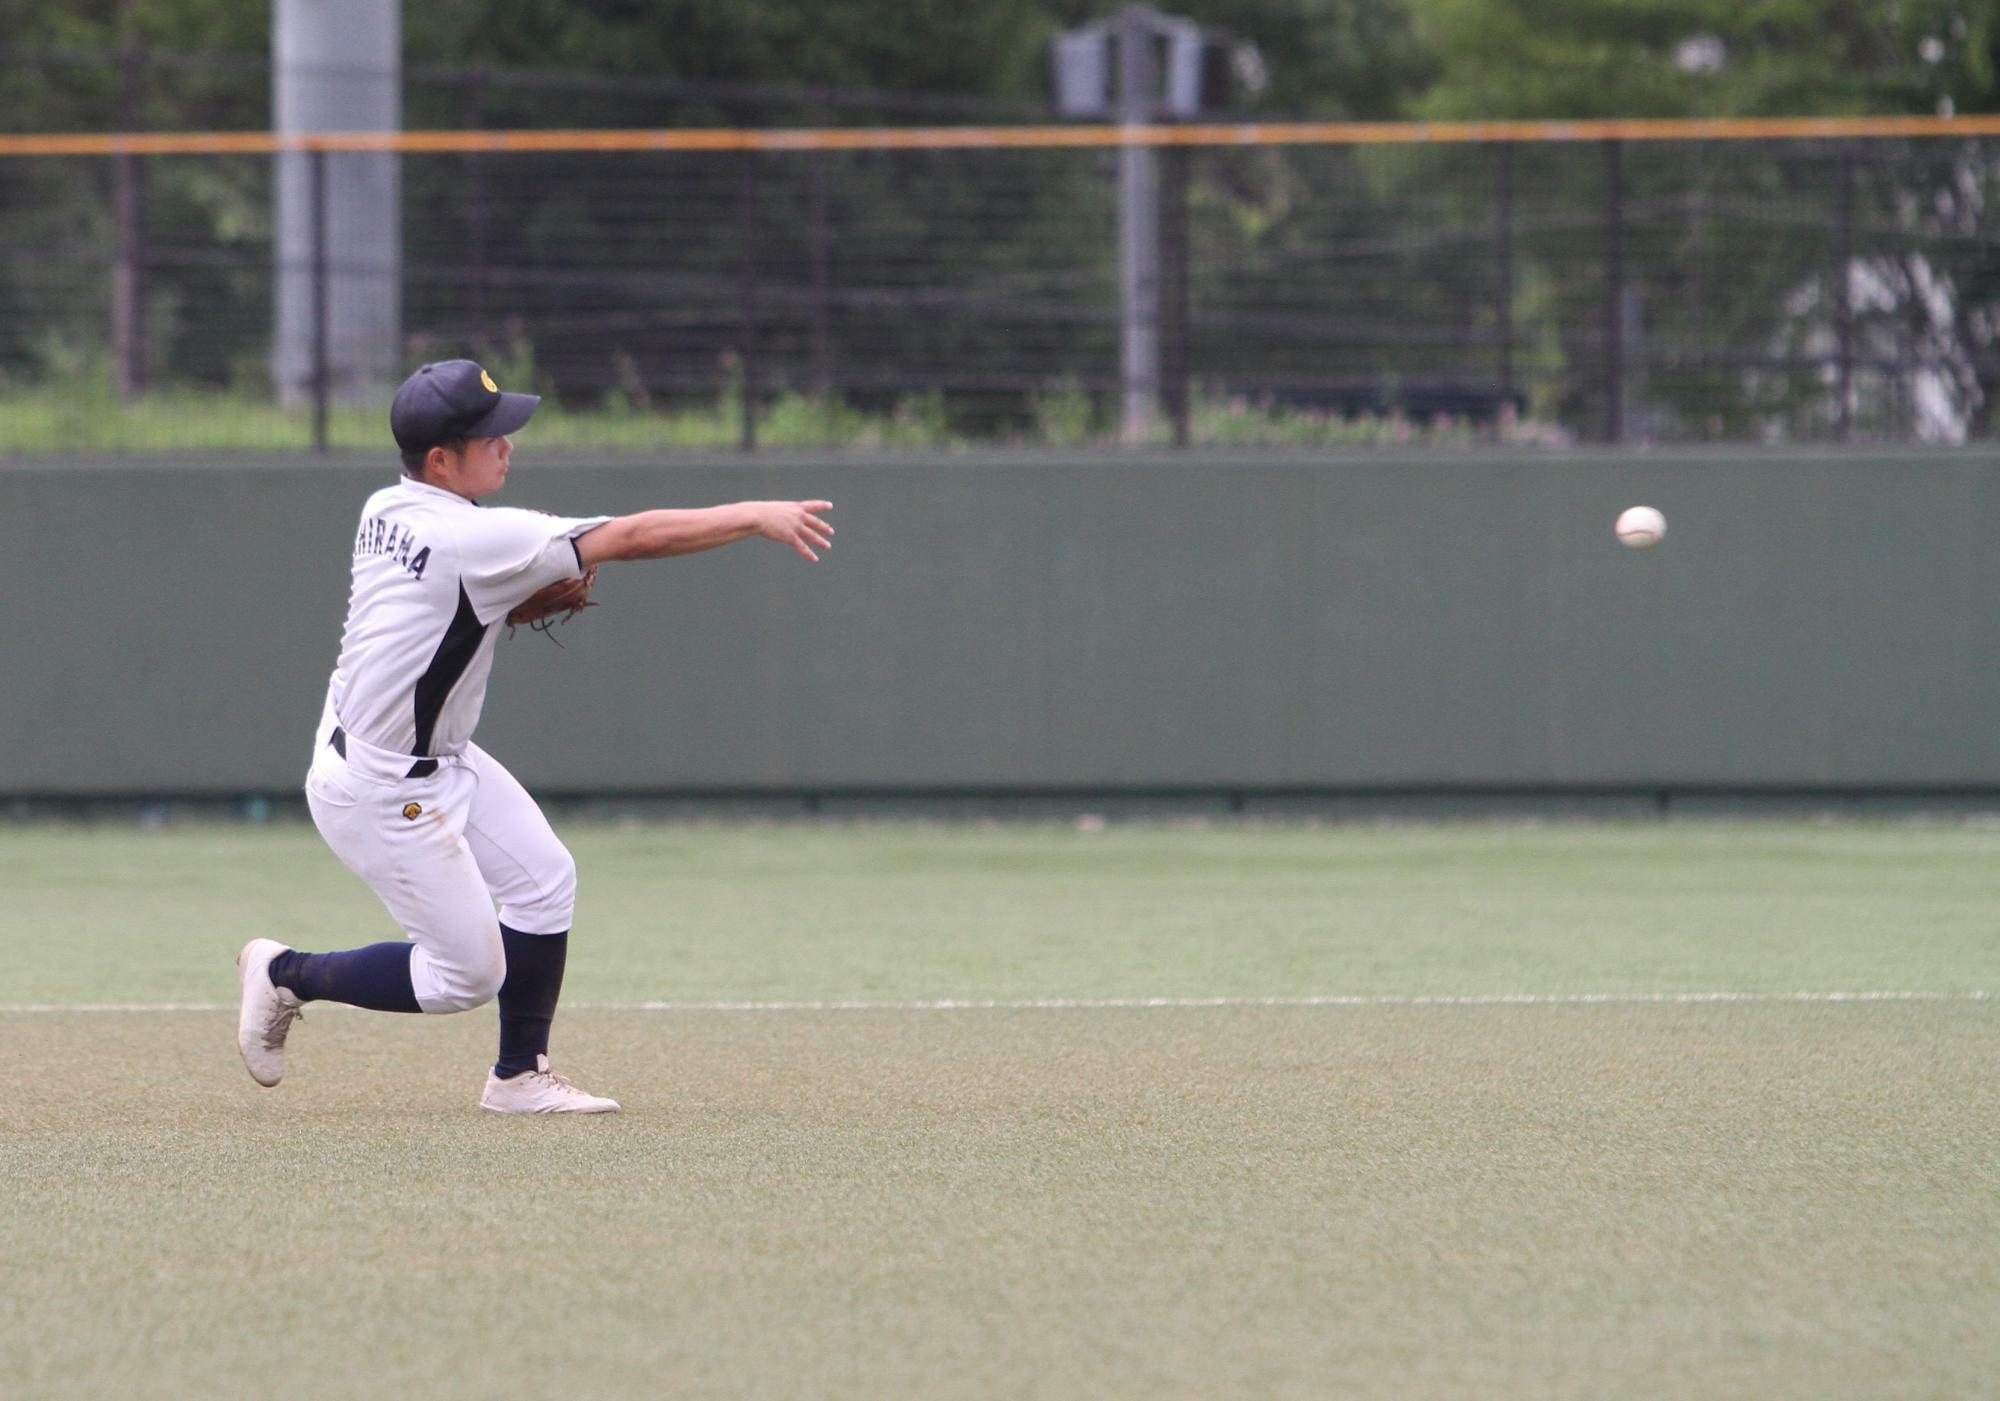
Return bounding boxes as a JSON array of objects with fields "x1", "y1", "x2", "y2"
[{"x1": 411, "y1": 585, "x2": 488, "y2": 757}]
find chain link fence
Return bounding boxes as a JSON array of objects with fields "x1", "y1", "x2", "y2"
[{"x1": 3, "y1": 52, "x2": 1997, "y2": 453}]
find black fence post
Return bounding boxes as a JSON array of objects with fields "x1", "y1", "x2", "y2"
[
  {"x1": 809, "y1": 148, "x2": 833, "y2": 445},
  {"x1": 1160, "y1": 143, "x2": 1191, "y2": 449},
  {"x1": 1493, "y1": 142, "x2": 1514, "y2": 407},
  {"x1": 736, "y1": 153, "x2": 759, "y2": 453},
  {"x1": 1602, "y1": 138, "x2": 1624, "y2": 444},
  {"x1": 463, "y1": 67, "x2": 490, "y2": 347},
  {"x1": 1835, "y1": 149, "x2": 1856, "y2": 441},
  {"x1": 309, "y1": 145, "x2": 330, "y2": 453},
  {"x1": 111, "y1": 34, "x2": 147, "y2": 399}
]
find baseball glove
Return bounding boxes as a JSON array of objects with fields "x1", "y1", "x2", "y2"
[{"x1": 507, "y1": 566, "x2": 599, "y2": 643}]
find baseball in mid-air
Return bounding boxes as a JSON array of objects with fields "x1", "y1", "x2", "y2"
[{"x1": 1614, "y1": 505, "x2": 1667, "y2": 548}]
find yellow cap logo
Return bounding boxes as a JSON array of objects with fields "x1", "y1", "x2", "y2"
[
  {"x1": 479, "y1": 370, "x2": 498, "y2": 393},
  {"x1": 403, "y1": 802, "x2": 423, "y2": 820}
]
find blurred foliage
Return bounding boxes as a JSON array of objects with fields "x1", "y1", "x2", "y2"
[
  {"x1": 1394, "y1": 1, "x2": 2000, "y2": 437},
  {"x1": 0, "y1": 0, "x2": 1440, "y2": 129},
  {"x1": 404, "y1": 1, "x2": 1054, "y2": 111},
  {"x1": 3, "y1": 1, "x2": 1988, "y2": 131},
  {"x1": 3, "y1": 2, "x2": 1999, "y2": 444},
  {"x1": 1405, "y1": 0, "x2": 1997, "y2": 119}
]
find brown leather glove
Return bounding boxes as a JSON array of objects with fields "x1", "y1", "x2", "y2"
[{"x1": 507, "y1": 566, "x2": 599, "y2": 641}]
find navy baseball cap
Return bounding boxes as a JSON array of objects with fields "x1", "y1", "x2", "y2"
[{"x1": 390, "y1": 359, "x2": 539, "y2": 452}]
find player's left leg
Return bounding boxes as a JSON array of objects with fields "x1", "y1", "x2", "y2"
[
  {"x1": 239, "y1": 748, "x2": 508, "y2": 1088},
  {"x1": 461, "y1": 742, "x2": 617, "y2": 1114}
]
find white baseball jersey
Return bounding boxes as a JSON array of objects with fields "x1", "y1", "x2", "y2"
[{"x1": 321, "y1": 476, "x2": 609, "y2": 759}]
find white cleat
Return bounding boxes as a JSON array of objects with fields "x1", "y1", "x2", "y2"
[
  {"x1": 236, "y1": 938, "x2": 303, "y2": 1088},
  {"x1": 480, "y1": 1055, "x2": 621, "y2": 1115}
]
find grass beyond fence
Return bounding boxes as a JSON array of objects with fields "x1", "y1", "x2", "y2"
[{"x1": 0, "y1": 381, "x2": 1550, "y2": 454}]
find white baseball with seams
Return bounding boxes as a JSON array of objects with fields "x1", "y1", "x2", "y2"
[{"x1": 1615, "y1": 504, "x2": 1667, "y2": 548}]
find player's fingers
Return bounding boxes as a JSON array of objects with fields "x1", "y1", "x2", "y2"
[
  {"x1": 792, "y1": 536, "x2": 820, "y2": 562},
  {"x1": 802, "y1": 500, "x2": 832, "y2": 512},
  {"x1": 802, "y1": 527, "x2": 832, "y2": 549},
  {"x1": 804, "y1": 514, "x2": 833, "y2": 536}
]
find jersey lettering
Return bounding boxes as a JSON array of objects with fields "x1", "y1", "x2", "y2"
[
  {"x1": 327, "y1": 480, "x2": 605, "y2": 757},
  {"x1": 354, "y1": 516, "x2": 432, "y2": 580}
]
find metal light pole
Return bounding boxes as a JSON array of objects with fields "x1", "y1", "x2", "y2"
[
  {"x1": 1057, "y1": 8, "x2": 1256, "y2": 446},
  {"x1": 1116, "y1": 6, "x2": 1163, "y2": 443},
  {"x1": 273, "y1": 0, "x2": 402, "y2": 414}
]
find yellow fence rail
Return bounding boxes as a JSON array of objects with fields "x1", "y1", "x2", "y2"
[{"x1": 4, "y1": 113, "x2": 2000, "y2": 158}]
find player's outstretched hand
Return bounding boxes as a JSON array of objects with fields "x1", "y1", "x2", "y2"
[{"x1": 756, "y1": 500, "x2": 835, "y2": 562}]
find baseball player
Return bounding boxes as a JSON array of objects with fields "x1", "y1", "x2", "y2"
[{"x1": 234, "y1": 359, "x2": 833, "y2": 1113}]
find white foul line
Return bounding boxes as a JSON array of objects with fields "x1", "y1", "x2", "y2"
[
  {"x1": 0, "y1": 990, "x2": 1989, "y2": 1015},
  {"x1": 619, "y1": 990, "x2": 1992, "y2": 1011}
]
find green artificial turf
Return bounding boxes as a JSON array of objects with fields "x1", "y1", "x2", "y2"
[
  {"x1": 7, "y1": 821, "x2": 2000, "y2": 1005},
  {"x1": 2, "y1": 821, "x2": 1996, "y2": 1398}
]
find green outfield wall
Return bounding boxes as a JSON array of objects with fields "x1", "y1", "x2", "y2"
[{"x1": 4, "y1": 450, "x2": 1996, "y2": 798}]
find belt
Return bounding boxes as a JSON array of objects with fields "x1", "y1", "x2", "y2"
[{"x1": 330, "y1": 726, "x2": 439, "y2": 779}]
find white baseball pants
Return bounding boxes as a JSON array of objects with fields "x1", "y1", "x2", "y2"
[{"x1": 304, "y1": 726, "x2": 577, "y2": 1014}]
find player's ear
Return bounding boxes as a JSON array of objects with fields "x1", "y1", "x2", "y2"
[{"x1": 424, "y1": 443, "x2": 454, "y2": 479}]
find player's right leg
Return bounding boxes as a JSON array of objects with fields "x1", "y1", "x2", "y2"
[
  {"x1": 460, "y1": 743, "x2": 617, "y2": 1114},
  {"x1": 236, "y1": 743, "x2": 506, "y2": 1087}
]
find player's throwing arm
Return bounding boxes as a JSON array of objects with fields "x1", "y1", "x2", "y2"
[
  {"x1": 502, "y1": 501, "x2": 832, "y2": 630},
  {"x1": 577, "y1": 498, "x2": 834, "y2": 568},
  {"x1": 235, "y1": 357, "x2": 831, "y2": 1115}
]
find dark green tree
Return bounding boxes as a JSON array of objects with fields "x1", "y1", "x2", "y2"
[{"x1": 1389, "y1": 0, "x2": 2000, "y2": 438}]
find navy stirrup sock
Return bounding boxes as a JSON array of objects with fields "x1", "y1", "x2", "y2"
[
  {"x1": 494, "y1": 926, "x2": 568, "y2": 1080},
  {"x1": 268, "y1": 943, "x2": 422, "y2": 1014}
]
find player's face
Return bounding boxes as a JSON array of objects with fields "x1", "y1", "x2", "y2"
[{"x1": 430, "y1": 435, "x2": 512, "y2": 499}]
